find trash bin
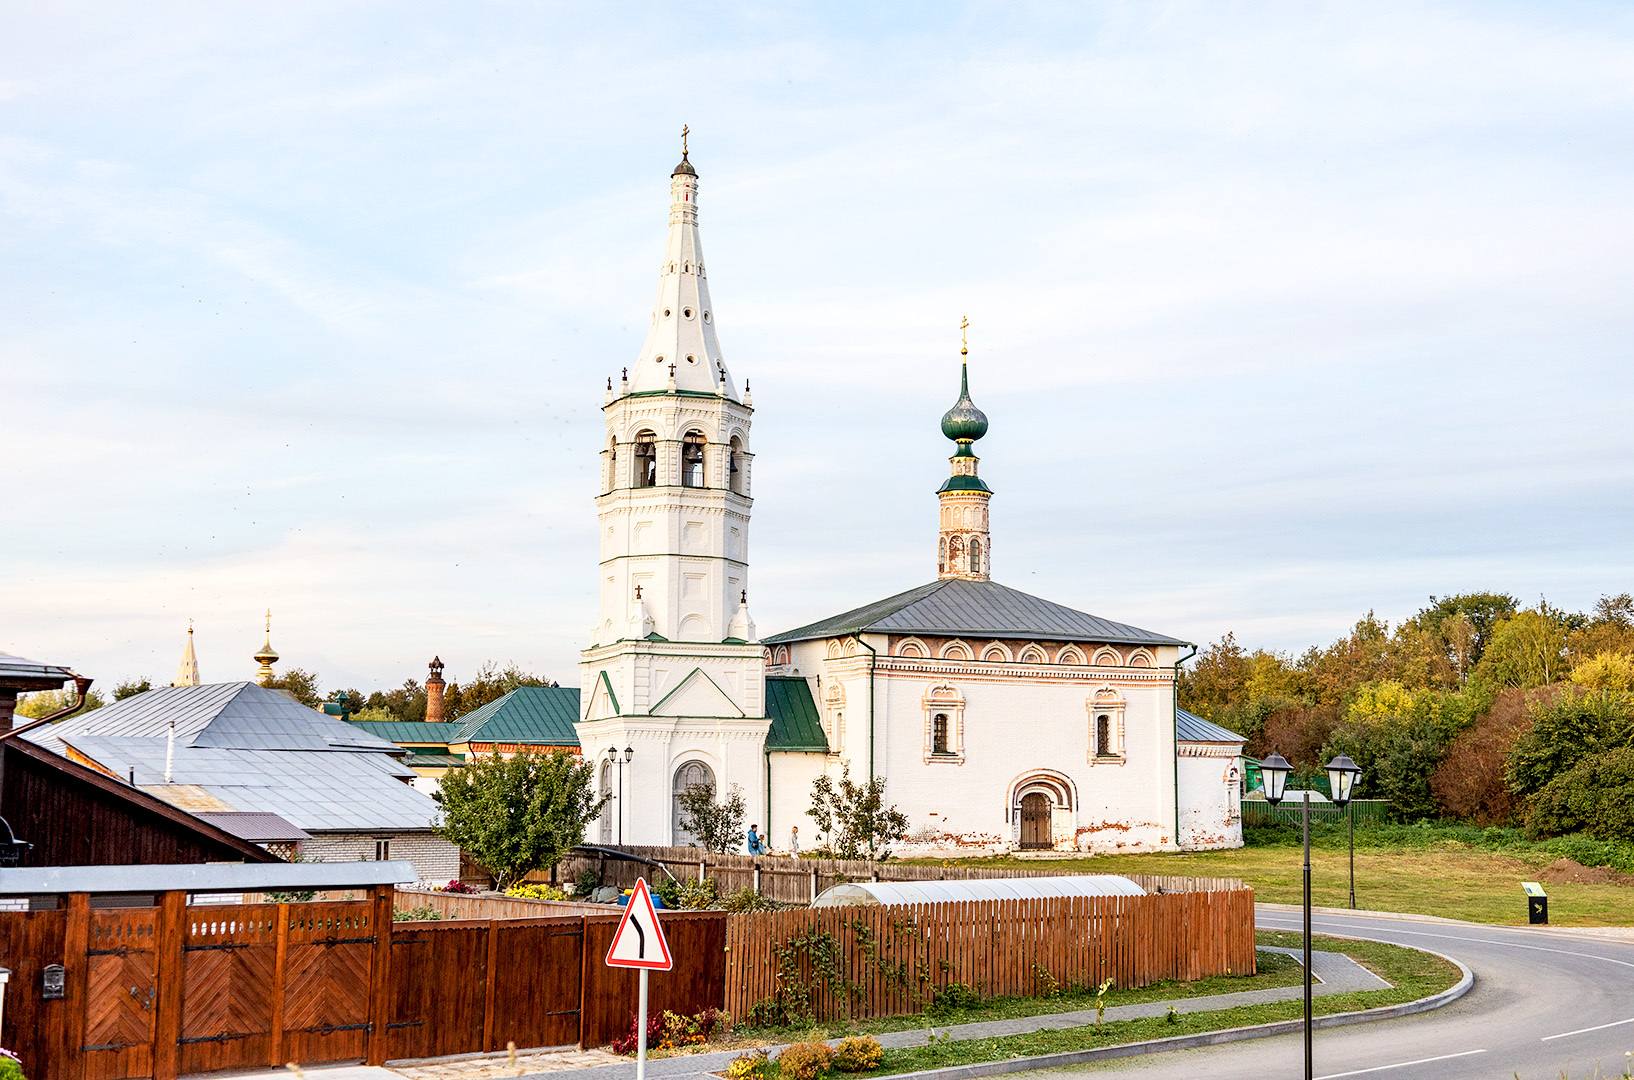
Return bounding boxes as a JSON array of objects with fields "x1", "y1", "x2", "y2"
[{"x1": 1522, "y1": 881, "x2": 1548, "y2": 924}]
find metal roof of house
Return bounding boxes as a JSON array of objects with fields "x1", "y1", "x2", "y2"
[
  {"x1": 1176, "y1": 708, "x2": 1245, "y2": 744},
  {"x1": 193, "y1": 811, "x2": 311, "y2": 843},
  {"x1": 346, "y1": 720, "x2": 456, "y2": 744},
  {"x1": 765, "y1": 677, "x2": 828, "y2": 753},
  {"x1": 48, "y1": 735, "x2": 439, "y2": 833},
  {"x1": 0, "y1": 650, "x2": 77, "y2": 690},
  {"x1": 764, "y1": 578, "x2": 1185, "y2": 647},
  {"x1": 0, "y1": 860, "x2": 416, "y2": 896},
  {"x1": 452, "y1": 686, "x2": 582, "y2": 745},
  {"x1": 26, "y1": 682, "x2": 402, "y2": 756}
]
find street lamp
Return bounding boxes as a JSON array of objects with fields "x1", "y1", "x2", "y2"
[
  {"x1": 1259, "y1": 750, "x2": 1313, "y2": 1080},
  {"x1": 1326, "y1": 753, "x2": 1363, "y2": 909},
  {"x1": 607, "y1": 746, "x2": 634, "y2": 845}
]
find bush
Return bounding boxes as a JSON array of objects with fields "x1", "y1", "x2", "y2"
[
  {"x1": 609, "y1": 1012, "x2": 665, "y2": 1055},
  {"x1": 1527, "y1": 746, "x2": 1634, "y2": 842},
  {"x1": 655, "y1": 876, "x2": 720, "y2": 910},
  {"x1": 725, "y1": 1049, "x2": 774, "y2": 1080},
  {"x1": 1506, "y1": 687, "x2": 1634, "y2": 798},
  {"x1": 0, "y1": 1049, "x2": 23, "y2": 1080},
  {"x1": 1430, "y1": 690, "x2": 1532, "y2": 825},
  {"x1": 777, "y1": 1040, "x2": 833, "y2": 1080},
  {"x1": 722, "y1": 887, "x2": 779, "y2": 913},
  {"x1": 574, "y1": 869, "x2": 601, "y2": 896},
  {"x1": 394, "y1": 904, "x2": 443, "y2": 921},
  {"x1": 507, "y1": 883, "x2": 568, "y2": 900},
  {"x1": 440, "y1": 879, "x2": 476, "y2": 894},
  {"x1": 832, "y1": 1036, "x2": 884, "y2": 1073},
  {"x1": 926, "y1": 982, "x2": 980, "y2": 1015}
]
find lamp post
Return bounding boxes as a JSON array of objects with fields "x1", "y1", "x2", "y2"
[
  {"x1": 1327, "y1": 754, "x2": 1362, "y2": 909},
  {"x1": 607, "y1": 746, "x2": 634, "y2": 845},
  {"x1": 1259, "y1": 750, "x2": 1309, "y2": 1080}
]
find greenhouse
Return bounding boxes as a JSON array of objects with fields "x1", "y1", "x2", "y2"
[{"x1": 810, "y1": 873, "x2": 1146, "y2": 907}]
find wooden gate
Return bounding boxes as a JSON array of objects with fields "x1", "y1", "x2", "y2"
[
  {"x1": 1020, "y1": 792, "x2": 1051, "y2": 848},
  {"x1": 281, "y1": 901, "x2": 378, "y2": 1066},
  {"x1": 178, "y1": 905, "x2": 278, "y2": 1074},
  {"x1": 489, "y1": 916, "x2": 584, "y2": 1051},
  {"x1": 83, "y1": 908, "x2": 160, "y2": 1080}
]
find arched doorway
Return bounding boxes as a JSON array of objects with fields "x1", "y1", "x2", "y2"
[
  {"x1": 1019, "y1": 792, "x2": 1052, "y2": 849},
  {"x1": 672, "y1": 760, "x2": 716, "y2": 846}
]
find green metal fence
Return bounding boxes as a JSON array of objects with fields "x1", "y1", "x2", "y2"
[{"x1": 1240, "y1": 798, "x2": 1392, "y2": 827}]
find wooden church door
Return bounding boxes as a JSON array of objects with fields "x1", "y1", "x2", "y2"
[{"x1": 1019, "y1": 793, "x2": 1051, "y2": 849}]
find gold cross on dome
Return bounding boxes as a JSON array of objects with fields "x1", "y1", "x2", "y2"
[
  {"x1": 681, "y1": 124, "x2": 689, "y2": 156},
  {"x1": 960, "y1": 315, "x2": 969, "y2": 356}
]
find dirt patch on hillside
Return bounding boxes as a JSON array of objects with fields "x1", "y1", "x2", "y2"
[{"x1": 1535, "y1": 857, "x2": 1634, "y2": 887}]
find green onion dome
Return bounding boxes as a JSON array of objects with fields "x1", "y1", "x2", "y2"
[{"x1": 940, "y1": 362, "x2": 988, "y2": 443}]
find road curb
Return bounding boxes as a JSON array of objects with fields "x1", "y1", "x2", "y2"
[{"x1": 849, "y1": 950, "x2": 1474, "y2": 1080}]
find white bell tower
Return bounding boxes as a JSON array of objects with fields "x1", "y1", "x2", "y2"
[{"x1": 577, "y1": 136, "x2": 770, "y2": 846}]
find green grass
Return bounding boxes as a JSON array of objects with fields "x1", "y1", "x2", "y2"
[
  {"x1": 906, "y1": 823, "x2": 1634, "y2": 926},
  {"x1": 721, "y1": 950, "x2": 1303, "y2": 1046},
  {"x1": 825, "y1": 931, "x2": 1460, "y2": 1078}
]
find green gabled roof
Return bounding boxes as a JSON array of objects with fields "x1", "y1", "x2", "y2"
[
  {"x1": 765, "y1": 676, "x2": 828, "y2": 753},
  {"x1": 345, "y1": 720, "x2": 455, "y2": 746},
  {"x1": 453, "y1": 686, "x2": 583, "y2": 746},
  {"x1": 764, "y1": 578, "x2": 1185, "y2": 648}
]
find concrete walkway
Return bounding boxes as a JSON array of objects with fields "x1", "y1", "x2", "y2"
[{"x1": 513, "y1": 948, "x2": 1388, "y2": 1080}]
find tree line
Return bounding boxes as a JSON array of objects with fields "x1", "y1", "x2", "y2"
[{"x1": 1182, "y1": 591, "x2": 1634, "y2": 841}]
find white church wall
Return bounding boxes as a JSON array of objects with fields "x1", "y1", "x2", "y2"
[
  {"x1": 767, "y1": 751, "x2": 828, "y2": 854},
  {"x1": 1177, "y1": 749, "x2": 1245, "y2": 850}
]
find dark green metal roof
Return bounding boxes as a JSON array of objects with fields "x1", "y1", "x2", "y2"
[
  {"x1": 452, "y1": 685, "x2": 583, "y2": 746},
  {"x1": 765, "y1": 676, "x2": 828, "y2": 752},
  {"x1": 764, "y1": 578, "x2": 1185, "y2": 647},
  {"x1": 345, "y1": 720, "x2": 456, "y2": 745},
  {"x1": 936, "y1": 474, "x2": 992, "y2": 494}
]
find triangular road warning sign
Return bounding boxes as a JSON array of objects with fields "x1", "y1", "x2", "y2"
[{"x1": 605, "y1": 877, "x2": 673, "y2": 970}]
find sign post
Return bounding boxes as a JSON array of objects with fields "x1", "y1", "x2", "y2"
[{"x1": 605, "y1": 876, "x2": 673, "y2": 1080}]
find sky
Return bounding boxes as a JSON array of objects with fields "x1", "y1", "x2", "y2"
[{"x1": 3, "y1": 1, "x2": 1632, "y2": 694}]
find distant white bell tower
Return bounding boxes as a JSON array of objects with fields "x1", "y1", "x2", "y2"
[{"x1": 577, "y1": 135, "x2": 770, "y2": 846}]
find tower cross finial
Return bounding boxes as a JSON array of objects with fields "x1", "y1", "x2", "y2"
[
  {"x1": 960, "y1": 315, "x2": 969, "y2": 357},
  {"x1": 681, "y1": 124, "x2": 689, "y2": 158},
  {"x1": 265, "y1": 608, "x2": 271, "y2": 634}
]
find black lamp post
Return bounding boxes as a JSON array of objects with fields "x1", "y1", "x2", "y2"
[
  {"x1": 607, "y1": 746, "x2": 634, "y2": 845},
  {"x1": 1326, "y1": 754, "x2": 1362, "y2": 909},
  {"x1": 1259, "y1": 750, "x2": 1311, "y2": 1080}
]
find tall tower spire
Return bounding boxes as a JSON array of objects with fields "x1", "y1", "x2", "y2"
[
  {"x1": 253, "y1": 609, "x2": 280, "y2": 685},
  {"x1": 937, "y1": 318, "x2": 992, "y2": 581},
  {"x1": 623, "y1": 131, "x2": 737, "y2": 397},
  {"x1": 172, "y1": 622, "x2": 201, "y2": 687}
]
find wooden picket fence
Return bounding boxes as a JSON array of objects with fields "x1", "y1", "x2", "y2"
[
  {"x1": 549, "y1": 846, "x2": 1244, "y2": 905},
  {"x1": 723, "y1": 889, "x2": 1256, "y2": 1022}
]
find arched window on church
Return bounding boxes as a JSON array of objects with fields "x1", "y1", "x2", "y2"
[
  {"x1": 938, "y1": 538, "x2": 947, "y2": 574},
  {"x1": 729, "y1": 436, "x2": 745, "y2": 494},
  {"x1": 1096, "y1": 714, "x2": 1112, "y2": 757},
  {"x1": 672, "y1": 760, "x2": 715, "y2": 846},
  {"x1": 932, "y1": 713, "x2": 950, "y2": 755},
  {"x1": 634, "y1": 430, "x2": 657, "y2": 487},
  {"x1": 607, "y1": 437, "x2": 618, "y2": 490},
  {"x1": 969, "y1": 538, "x2": 982, "y2": 574},
  {"x1": 682, "y1": 430, "x2": 707, "y2": 488}
]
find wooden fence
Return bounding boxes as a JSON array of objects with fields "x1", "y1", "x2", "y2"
[
  {"x1": 724, "y1": 889, "x2": 1257, "y2": 1023},
  {"x1": 0, "y1": 890, "x2": 725, "y2": 1080},
  {"x1": 550, "y1": 846, "x2": 1243, "y2": 905}
]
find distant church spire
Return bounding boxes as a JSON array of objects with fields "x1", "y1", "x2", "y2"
[
  {"x1": 937, "y1": 318, "x2": 992, "y2": 581},
  {"x1": 618, "y1": 132, "x2": 739, "y2": 398},
  {"x1": 172, "y1": 622, "x2": 201, "y2": 687},
  {"x1": 253, "y1": 609, "x2": 280, "y2": 685}
]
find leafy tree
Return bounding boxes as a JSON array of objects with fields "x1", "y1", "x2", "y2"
[
  {"x1": 444, "y1": 663, "x2": 557, "y2": 721},
  {"x1": 433, "y1": 748, "x2": 607, "y2": 889},
  {"x1": 1506, "y1": 687, "x2": 1634, "y2": 799},
  {"x1": 363, "y1": 679, "x2": 427, "y2": 722},
  {"x1": 1400, "y1": 592, "x2": 1519, "y2": 681},
  {"x1": 16, "y1": 687, "x2": 106, "y2": 719},
  {"x1": 675, "y1": 781, "x2": 747, "y2": 853},
  {"x1": 1177, "y1": 633, "x2": 1251, "y2": 719},
  {"x1": 1319, "y1": 681, "x2": 1477, "y2": 818},
  {"x1": 1429, "y1": 688, "x2": 1534, "y2": 826},
  {"x1": 1476, "y1": 609, "x2": 1571, "y2": 690},
  {"x1": 1572, "y1": 653, "x2": 1634, "y2": 693},
  {"x1": 1525, "y1": 745, "x2": 1634, "y2": 842},
  {"x1": 806, "y1": 762, "x2": 909, "y2": 859},
  {"x1": 113, "y1": 678, "x2": 153, "y2": 700},
  {"x1": 1298, "y1": 612, "x2": 1396, "y2": 707},
  {"x1": 263, "y1": 667, "x2": 323, "y2": 709},
  {"x1": 1568, "y1": 595, "x2": 1634, "y2": 663}
]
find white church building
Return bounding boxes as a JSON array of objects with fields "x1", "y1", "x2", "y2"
[{"x1": 575, "y1": 146, "x2": 1243, "y2": 855}]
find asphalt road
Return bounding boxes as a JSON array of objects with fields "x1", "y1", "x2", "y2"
[{"x1": 1026, "y1": 906, "x2": 1634, "y2": 1080}]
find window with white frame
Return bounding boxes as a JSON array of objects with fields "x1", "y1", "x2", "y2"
[
  {"x1": 1087, "y1": 688, "x2": 1126, "y2": 763},
  {"x1": 922, "y1": 683, "x2": 965, "y2": 763}
]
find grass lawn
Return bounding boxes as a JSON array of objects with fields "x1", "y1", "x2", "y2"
[
  {"x1": 700, "y1": 933, "x2": 1458, "y2": 1077},
  {"x1": 917, "y1": 841, "x2": 1634, "y2": 926}
]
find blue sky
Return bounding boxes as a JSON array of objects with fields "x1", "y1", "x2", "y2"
[{"x1": 4, "y1": 2, "x2": 1632, "y2": 692}]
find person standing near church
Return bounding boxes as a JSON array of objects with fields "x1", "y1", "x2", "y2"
[
  {"x1": 789, "y1": 826, "x2": 800, "y2": 855},
  {"x1": 746, "y1": 824, "x2": 767, "y2": 855}
]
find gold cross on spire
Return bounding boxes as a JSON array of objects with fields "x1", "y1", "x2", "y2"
[
  {"x1": 960, "y1": 315, "x2": 969, "y2": 357},
  {"x1": 681, "y1": 124, "x2": 689, "y2": 157}
]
